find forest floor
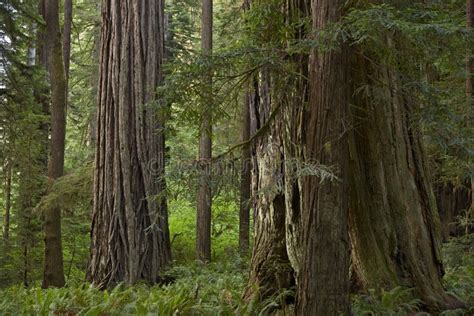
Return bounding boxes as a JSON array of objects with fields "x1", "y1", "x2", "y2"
[{"x1": 0, "y1": 234, "x2": 473, "y2": 315}]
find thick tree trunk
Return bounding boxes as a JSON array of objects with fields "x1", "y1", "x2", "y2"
[
  {"x1": 196, "y1": 0, "x2": 213, "y2": 262},
  {"x1": 282, "y1": 0, "x2": 309, "y2": 277},
  {"x1": 87, "y1": 0, "x2": 171, "y2": 288},
  {"x1": 296, "y1": 1, "x2": 351, "y2": 314},
  {"x1": 244, "y1": 0, "x2": 308, "y2": 305},
  {"x1": 243, "y1": 69, "x2": 294, "y2": 302},
  {"x1": 2, "y1": 161, "x2": 11, "y2": 241},
  {"x1": 239, "y1": 93, "x2": 251, "y2": 253},
  {"x1": 42, "y1": 0, "x2": 67, "y2": 289},
  {"x1": 348, "y1": 46, "x2": 461, "y2": 310}
]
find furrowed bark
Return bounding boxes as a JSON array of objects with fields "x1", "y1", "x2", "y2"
[
  {"x1": 348, "y1": 45, "x2": 462, "y2": 311},
  {"x1": 296, "y1": 0, "x2": 351, "y2": 314},
  {"x1": 87, "y1": 0, "x2": 171, "y2": 288},
  {"x1": 282, "y1": 0, "x2": 309, "y2": 277},
  {"x1": 244, "y1": 69, "x2": 294, "y2": 303},
  {"x1": 244, "y1": 0, "x2": 308, "y2": 305},
  {"x1": 196, "y1": 0, "x2": 213, "y2": 262},
  {"x1": 239, "y1": 93, "x2": 251, "y2": 254}
]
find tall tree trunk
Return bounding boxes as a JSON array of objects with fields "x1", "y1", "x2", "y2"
[
  {"x1": 467, "y1": 0, "x2": 474, "y2": 221},
  {"x1": 88, "y1": 3, "x2": 101, "y2": 149},
  {"x1": 244, "y1": 0, "x2": 308, "y2": 304},
  {"x1": 347, "y1": 39, "x2": 462, "y2": 310},
  {"x1": 87, "y1": 0, "x2": 171, "y2": 288},
  {"x1": 15, "y1": 2, "x2": 50, "y2": 288},
  {"x1": 243, "y1": 69, "x2": 294, "y2": 302},
  {"x1": 42, "y1": 0, "x2": 67, "y2": 289},
  {"x1": 239, "y1": 93, "x2": 251, "y2": 253},
  {"x1": 196, "y1": 0, "x2": 213, "y2": 262},
  {"x1": 2, "y1": 160, "x2": 11, "y2": 241},
  {"x1": 63, "y1": 0, "x2": 72, "y2": 84},
  {"x1": 296, "y1": 0, "x2": 351, "y2": 314},
  {"x1": 282, "y1": 0, "x2": 309, "y2": 277}
]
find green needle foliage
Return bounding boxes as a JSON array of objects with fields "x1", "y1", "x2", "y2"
[{"x1": 0, "y1": 0, "x2": 473, "y2": 314}]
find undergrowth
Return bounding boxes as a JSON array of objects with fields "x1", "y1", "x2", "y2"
[
  {"x1": 352, "y1": 234, "x2": 474, "y2": 316},
  {"x1": 0, "y1": 258, "x2": 249, "y2": 315},
  {"x1": 1, "y1": 235, "x2": 473, "y2": 315}
]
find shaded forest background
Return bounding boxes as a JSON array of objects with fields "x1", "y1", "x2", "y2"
[{"x1": 0, "y1": 0, "x2": 473, "y2": 314}]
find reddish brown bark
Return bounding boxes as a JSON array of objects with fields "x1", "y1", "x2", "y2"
[
  {"x1": 296, "y1": 0, "x2": 351, "y2": 314},
  {"x1": 196, "y1": 0, "x2": 213, "y2": 262},
  {"x1": 87, "y1": 0, "x2": 171, "y2": 288},
  {"x1": 348, "y1": 41, "x2": 463, "y2": 311},
  {"x1": 239, "y1": 93, "x2": 251, "y2": 253}
]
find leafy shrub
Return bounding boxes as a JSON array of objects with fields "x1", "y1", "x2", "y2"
[
  {"x1": 0, "y1": 257, "x2": 248, "y2": 315},
  {"x1": 352, "y1": 287, "x2": 423, "y2": 315},
  {"x1": 443, "y1": 234, "x2": 474, "y2": 312}
]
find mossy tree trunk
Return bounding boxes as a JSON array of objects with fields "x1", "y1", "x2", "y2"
[
  {"x1": 87, "y1": 0, "x2": 171, "y2": 288},
  {"x1": 243, "y1": 68, "x2": 294, "y2": 302},
  {"x1": 244, "y1": 0, "x2": 310, "y2": 304},
  {"x1": 348, "y1": 46, "x2": 461, "y2": 310},
  {"x1": 281, "y1": 0, "x2": 309, "y2": 277}
]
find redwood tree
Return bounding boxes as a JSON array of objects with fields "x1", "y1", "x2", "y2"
[
  {"x1": 42, "y1": 0, "x2": 67, "y2": 289},
  {"x1": 196, "y1": 0, "x2": 213, "y2": 262},
  {"x1": 63, "y1": 0, "x2": 72, "y2": 84},
  {"x1": 87, "y1": 0, "x2": 171, "y2": 288},
  {"x1": 243, "y1": 0, "x2": 307, "y2": 304},
  {"x1": 347, "y1": 1, "x2": 464, "y2": 310},
  {"x1": 347, "y1": 54, "x2": 451, "y2": 309},
  {"x1": 296, "y1": 0, "x2": 351, "y2": 313},
  {"x1": 243, "y1": 69, "x2": 294, "y2": 301},
  {"x1": 239, "y1": 93, "x2": 251, "y2": 253}
]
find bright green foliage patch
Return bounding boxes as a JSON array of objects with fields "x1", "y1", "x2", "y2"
[
  {"x1": 1, "y1": 235, "x2": 473, "y2": 315},
  {"x1": 0, "y1": 259, "x2": 248, "y2": 316},
  {"x1": 443, "y1": 234, "x2": 474, "y2": 311}
]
